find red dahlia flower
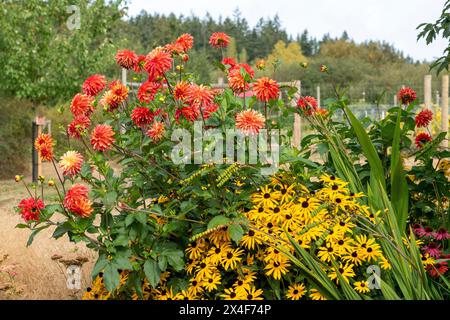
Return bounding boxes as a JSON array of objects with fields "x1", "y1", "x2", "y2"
[
  {"x1": 222, "y1": 57, "x2": 237, "y2": 67},
  {"x1": 415, "y1": 132, "x2": 432, "y2": 148},
  {"x1": 109, "y1": 80, "x2": 129, "y2": 104},
  {"x1": 59, "y1": 151, "x2": 83, "y2": 176},
  {"x1": 63, "y1": 184, "x2": 93, "y2": 218},
  {"x1": 115, "y1": 49, "x2": 138, "y2": 69},
  {"x1": 18, "y1": 197, "x2": 44, "y2": 222},
  {"x1": 173, "y1": 81, "x2": 190, "y2": 101},
  {"x1": 147, "y1": 121, "x2": 165, "y2": 142},
  {"x1": 68, "y1": 115, "x2": 91, "y2": 139},
  {"x1": 131, "y1": 107, "x2": 155, "y2": 127},
  {"x1": 175, "y1": 33, "x2": 194, "y2": 52},
  {"x1": 138, "y1": 81, "x2": 162, "y2": 103},
  {"x1": 99, "y1": 90, "x2": 120, "y2": 112},
  {"x1": 70, "y1": 93, "x2": 95, "y2": 117},
  {"x1": 297, "y1": 96, "x2": 318, "y2": 115},
  {"x1": 397, "y1": 87, "x2": 417, "y2": 105},
  {"x1": 236, "y1": 109, "x2": 265, "y2": 136},
  {"x1": 91, "y1": 124, "x2": 115, "y2": 152},
  {"x1": 187, "y1": 84, "x2": 214, "y2": 107},
  {"x1": 34, "y1": 133, "x2": 54, "y2": 162},
  {"x1": 209, "y1": 32, "x2": 230, "y2": 48},
  {"x1": 253, "y1": 77, "x2": 280, "y2": 102},
  {"x1": 134, "y1": 55, "x2": 146, "y2": 73},
  {"x1": 415, "y1": 109, "x2": 433, "y2": 128},
  {"x1": 144, "y1": 47, "x2": 173, "y2": 80},
  {"x1": 82, "y1": 74, "x2": 106, "y2": 96}
]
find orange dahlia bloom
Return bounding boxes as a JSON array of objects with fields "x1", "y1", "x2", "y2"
[
  {"x1": 138, "y1": 81, "x2": 161, "y2": 103},
  {"x1": 228, "y1": 64, "x2": 255, "y2": 93},
  {"x1": 34, "y1": 133, "x2": 54, "y2": 162},
  {"x1": 222, "y1": 57, "x2": 237, "y2": 67},
  {"x1": 235, "y1": 109, "x2": 265, "y2": 135},
  {"x1": 253, "y1": 77, "x2": 280, "y2": 102},
  {"x1": 18, "y1": 197, "x2": 44, "y2": 222},
  {"x1": 209, "y1": 32, "x2": 230, "y2": 48},
  {"x1": 68, "y1": 115, "x2": 91, "y2": 139},
  {"x1": 91, "y1": 124, "x2": 115, "y2": 152},
  {"x1": 109, "y1": 80, "x2": 129, "y2": 104},
  {"x1": 175, "y1": 105, "x2": 200, "y2": 122},
  {"x1": 147, "y1": 121, "x2": 165, "y2": 142},
  {"x1": 415, "y1": 132, "x2": 432, "y2": 148},
  {"x1": 174, "y1": 81, "x2": 190, "y2": 101},
  {"x1": 82, "y1": 74, "x2": 106, "y2": 97},
  {"x1": 187, "y1": 84, "x2": 214, "y2": 107},
  {"x1": 144, "y1": 47, "x2": 173, "y2": 80},
  {"x1": 165, "y1": 42, "x2": 184, "y2": 55},
  {"x1": 70, "y1": 93, "x2": 95, "y2": 117},
  {"x1": 59, "y1": 151, "x2": 83, "y2": 176},
  {"x1": 63, "y1": 184, "x2": 93, "y2": 218},
  {"x1": 99, "y1": 90, "x2": 120, "y2": 112},
  {"x1": 397, "y1": 87, "x2": 417, "y2": 105},
  {"x1": 175, "y1": 33, "x2": 194, "y2": 52},
  {"x1": 115, "y1": 49, "x2": 138, "y2": 69},
  {"x1": 415, "y1": 109, "x2": 433, "y2": 128},
  {"x1": 297, "y1": 96, "x2": 318, "y2": 115}
]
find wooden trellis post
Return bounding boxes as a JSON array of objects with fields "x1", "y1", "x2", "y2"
[
  {"x1": 292, "y1": 80, "x2": 302, "y2": 149},
  {"x1": 442, "y1": 74, "x2": 449, "y2": 148}
]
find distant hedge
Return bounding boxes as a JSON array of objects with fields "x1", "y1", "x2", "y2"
[{"x1": 0, "y1": 98, "x2": 33, "y2": 179}]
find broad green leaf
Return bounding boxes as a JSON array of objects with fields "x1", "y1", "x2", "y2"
[
  {"x1": 207, "y1": 215, "x2": 230, "y2": 229},
  {"x1": 103, "y1": 263, "x2": 120, "y2": 292},
  {"x1": 144, "y1": 259, "x2": 161, "y2": 288},
  {"x1": 229, "y1": 224, "x2": 244, "y2": 244}
]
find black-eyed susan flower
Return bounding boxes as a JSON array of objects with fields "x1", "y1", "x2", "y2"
[
  {"x1": 327, "y1": 262, "x2": 355, "y2": 284},
  {"x1": 317, "y1": 242, "x2": 338, "y2": 263},
  {"x1": 221, "y1": 248, "x2": 244, "y2": 271},
  {"x1": 252, "y1": 185, "x2": 279, "y2": 207},
  {"x1": 240, "y1": 229, "x2": 263, "y2": 250},
  {"x1": 220, "y1": 287, "x2": 244, "y2": 300},
  {"x1": 203, "y1": 272, "x2": 221, "y2": 292},
  {"x1": 264, "y1": 259, "x2": 290, "y2": 280},
  {"x1": 244, "y1": 286, "x2": 264, "y2": 300},
  {"x1": 188, "y1": 278, "x2": 205, "y2": 296},
  {"x1": 353, "y1": 281, "x2": 370, "y2": 294},
  {"x1": 309, "y1": 288, "x2": 327, "y2": 300},
  {"x1": 286, "y1": 283, "x2": 306, "y2": 300}
]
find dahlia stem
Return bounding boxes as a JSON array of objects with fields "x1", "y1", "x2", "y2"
[
  {"x1": 163, "y1": 74, "x2": 174, "y2": 96},
  {"x1": 122, "y1": 204, "x2": 205, "y2": 225},
  {"x1": 53, "y1": 183, "x2": 68, "y2": 216},
  {"x1": 51, "y1": 158, "x2": 66, "y2": 194},
  {"x1": 21, "y1": 180, "x2": 34, "y2": 199}
]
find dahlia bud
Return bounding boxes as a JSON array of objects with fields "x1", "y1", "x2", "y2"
[
  {"x1": 300, "y1": 62, "x2": 308, "y2": 68},
  {"x1": 256, "y1": 59, "x2": 266, "y2": 70},
  {"x1": 176, "y1": 65, "x2": 184, "y2": 72},
  {"x1": 14, "y1": 175, "x2": 22, "y2": 182},
  {"x1": 182, "y1": 54, "x2": 189, "y2": 62},
  {"x1": 320, "y1": 64, "x2": 328, "y2": 73},
  {"x1": 48, "y1": 179, "x2": 55, "y2": 187},
  {"x1": 159, "y1": 96, "x2": 166, "y2": 103},
  {"x1": 38, "y1": 175, "x2": 45, "y2": 183}
]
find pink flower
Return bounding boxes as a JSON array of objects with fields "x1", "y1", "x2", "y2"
[
  {"x1": 433, "y1": 227, "x2": 450, "y2": 241},
  {"x1": 422, "y1": 242, "x2": 441, "y2": 258}
]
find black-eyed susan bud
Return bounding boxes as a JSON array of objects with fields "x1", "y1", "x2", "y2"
[
  {"x1": 38, "y1": 175, "x2": 45, "y2": 183},
  {"x1": 300, "y1": 62, "x2": 308, "y2": 68},
  {"x1": 48, "y1": 179, "x2": 55, "y2": 187},
  {"x1": 320, "y1": 64, "x2": 328, "y2": 73},
  {"x1": 14, "y1": 175, "x2": 22, "y2": 182}
]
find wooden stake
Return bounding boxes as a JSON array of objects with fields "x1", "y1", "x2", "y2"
[{"x1": 442, "y1": 74, "x2": 449, "y2": 148}]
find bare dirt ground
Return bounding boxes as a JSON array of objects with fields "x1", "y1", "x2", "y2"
[{"x1": 0, "y1": 163, "x2": 96, "y2": 300}]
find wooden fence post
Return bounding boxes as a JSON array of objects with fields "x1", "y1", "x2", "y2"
[
  {"x1": 424, "y1": 75, "x2": 432, "y2": 132},
  {"x1": 442, "y1": 74, "x2": 449, "y2": 148},
  {"x1": 292, "y1": 80, "x2": 301, "y2": 149}
]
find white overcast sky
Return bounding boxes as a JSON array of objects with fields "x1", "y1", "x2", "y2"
[{"x1": 126, "y1": 0, "x2": 448, "y2": 62}]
